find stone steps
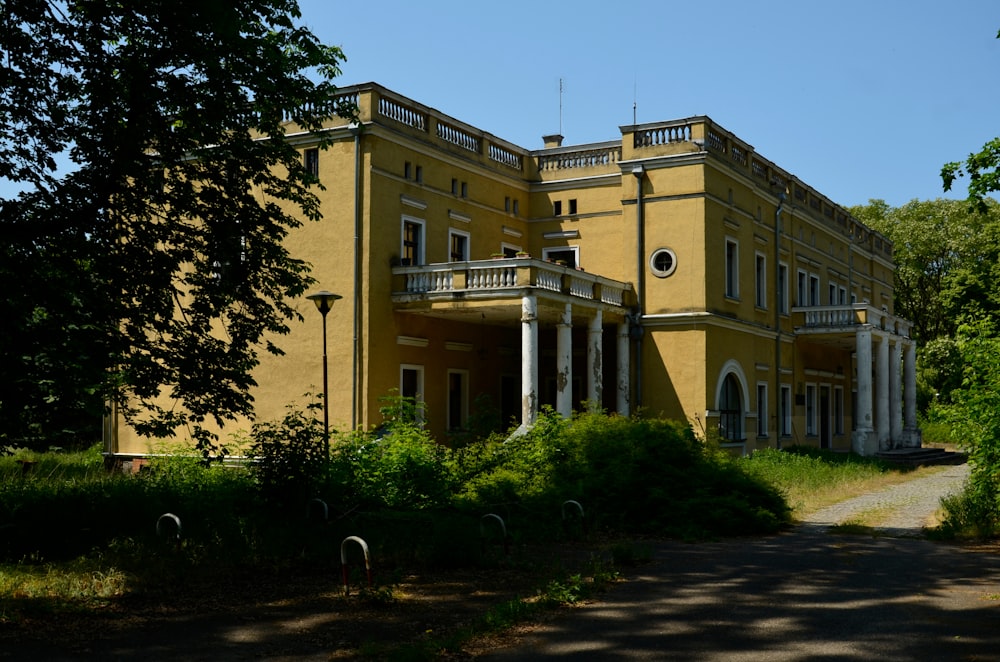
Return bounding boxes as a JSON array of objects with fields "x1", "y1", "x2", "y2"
[{"x1": 875, "y1": 447, "x2": 968, "y2": 466}]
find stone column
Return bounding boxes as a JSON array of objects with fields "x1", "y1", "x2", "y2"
[
  {"x1": 890, "y1": 338, "x2": 903, "y2": 447},
  {"x1": 852, "y1": 326, "x2": 874, "y2": 455},
  {"x1": 904, "y1": 340, "x2": 920, "y2": 447},
  {"x1": 521, "y1": 294, "x2": 538, "y2": 426},
  {"x1": 876, "y1": 332, "x2": 890, "y2": 451},
  {"x1": 556, "y1": 303, "x2": 573, "y2": 418},
  {"x1": 587, "y1": 309, "x2": 603, "y2": 409},
  {"x1": 617, "y1": 322, "x2": 630, "y2": 416}
]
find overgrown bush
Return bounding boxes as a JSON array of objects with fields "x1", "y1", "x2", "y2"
[
  {"x1": 932, "y1": 318, "x2": 1000, "y2": 538},
  {"x1": 452, "y1": 409, "x2": 790, "y2": 538},
  {"x1": 248, "y1": 398, "x2": 328, "y2": 508}
]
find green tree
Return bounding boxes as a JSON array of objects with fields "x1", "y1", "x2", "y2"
[
  {"x1": 941, "y1": 30, "x2": 1000, "y2": 213},
  {"x1": 850, "y1": 198, "x2": 1000, "y2": 344},
  {"x1": 934, "y1": 319, "x2": 1000, "y2": 536},
  {"x1": 0, "y1": 1, "x2": 354, "y2": 451}
]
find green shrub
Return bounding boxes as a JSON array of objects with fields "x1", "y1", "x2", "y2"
[{"x1": 248, "y1": 398, "x2": 328, "y2": 508}]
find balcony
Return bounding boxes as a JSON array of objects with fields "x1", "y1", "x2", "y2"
[
  {"x1": 794, "y1": 304, "x2": 912, "y2": 338},
  {"x1": 391, "y1": 258, "x2": 634, "y2": 323}
]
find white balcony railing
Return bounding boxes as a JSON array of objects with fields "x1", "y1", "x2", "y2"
[
  {"x1": 795, "y1": 304, "x2": 912, "y2": 338},
  {"x1": 394, "y1": 258, "x2": 631, "y2": 308}
]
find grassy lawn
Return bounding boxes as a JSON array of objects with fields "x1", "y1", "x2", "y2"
[{"x1": 0, "y1": 438, "x2": 954, "y2": 658}]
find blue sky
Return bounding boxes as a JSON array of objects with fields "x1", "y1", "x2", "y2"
[{"x1": 301, "y1": 0, "x2": 999, "y2": 209}]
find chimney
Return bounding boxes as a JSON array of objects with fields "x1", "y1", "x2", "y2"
[{"x1": 542, "y1": 134, "x2": 564, "y2": 148}]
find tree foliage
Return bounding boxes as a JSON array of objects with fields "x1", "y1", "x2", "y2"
[
  {"x1": 941, "y1": 29, "x2": 1000, "y2": 212},
  {"x1": 849, "y1": 198, "x2": 1000, "y2": 345},
  {"x1": 0, "y1": 1, "x2": 355, "y2": 451},
  {"x1": 933, "y1": 319, "x2": 1000, "y2": 537}
]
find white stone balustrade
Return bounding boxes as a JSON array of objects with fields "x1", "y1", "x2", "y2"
[{"x1": 393, "y1": 259, "x2": 631, "y2": 310}]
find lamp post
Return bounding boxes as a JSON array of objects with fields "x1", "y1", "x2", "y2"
[{"x1": 306, "y1": 290, "x2": 342, "y2": 458}]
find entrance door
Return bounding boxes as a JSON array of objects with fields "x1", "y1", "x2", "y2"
[{"x1": 819, "y1": 385, "x2": 831, "y2": 449}]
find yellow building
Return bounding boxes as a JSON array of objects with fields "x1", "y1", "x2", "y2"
[{"x1": 107, "y1": 82, "x2": 919, "y2": 458}]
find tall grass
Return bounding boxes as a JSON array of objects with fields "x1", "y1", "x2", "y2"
[{"x1": 740, "y1": 446, "x2": 937, "y2": 517}]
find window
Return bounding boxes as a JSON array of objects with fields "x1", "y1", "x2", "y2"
[
  {"x1": 719, "y1": 374, "x2": 743, "y2": 441},
  {"x1": 512, "y1": 200, "x2": 519, "y2": 216},
  {"x1": 543, "y1": 247, "x2": 578, "y2": 268},
  {"x1": 757, "y1": 383, "x2": 768, "y2": 437},
  {"x1": 304, "y1": 148, "x2": 319, "y2": 177},
  {"x1": 447, "y1": 369, "x2": 469, "y2": 431},
  {"x1": 451, "y1": 178, "x2": 458, "y2": 195},
  {"x1": 553, "y1": 200, "x2": 562, "y2": 216},
  {"x1": 834, "y1": 386, "x2": 844, "y2": 435},
  {"x1": 649, "y1": 248, "x2": 677, "y2": 278},
  {"x1": 797, "y1": 270, "x2": 808, "y2": 307},
  {"x1": 504, "y1": 196, "x2": 511, "y2": 212},
  {"x1": 502, "y1": 245, "x2": 521, "y2": 258},
  {"x1": 404, "y1": 161, "x2": 412, "y2": 179},
  {"x1": 449, "y1": 229, "x2": 469, "y2": 262},
  {"x1": 829, "y1": 283, "x2": 837, "y2": 306},
  {"x1": 208, "y1": 217, "x2": 246, "y2": 289},
  {"x1": 839, "y1": 286, "x2": 847, "y2": 305},
  {"x1": 725, "y1": 238, "x2": 739, "y2": 299},
  {"x1": 415, "y1": 165, "x2": 423, "y2": 183},
  {"x1": 780, "y1": 384, "x2": 792, "y2": 436},
  {"x1": 400, "y1": 364, "x2": 425, "y2": 423},
  {"x1": 755, "y1": 253, "x2": 767, "y2": 309},
  {"x1": 809, "y1": 275, "x2": 820, "y2": 306},
  {"x1": 778, "y1": 263, "x2": 789, "y2": 314},
  {"x1": 568, "y1": 199, "x2": 578, "y2": 215},
  {"x1": 401, "y1": 217, "x2": 424, "y2": 266},
  {"x1": 460, "y1": 181, "x2": 468, "y2": 198},
  {"x1": 805, "y1": 383, "x2": 817, "y2": 435}
]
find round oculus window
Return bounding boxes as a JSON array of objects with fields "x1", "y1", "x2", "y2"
[{"x1": 649, "y1": 248, "x2": 677, "y2": 278}]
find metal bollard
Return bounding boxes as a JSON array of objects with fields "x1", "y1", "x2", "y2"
[{"x1": 340, "y1": 536, "x2": 372, "y2": 595}]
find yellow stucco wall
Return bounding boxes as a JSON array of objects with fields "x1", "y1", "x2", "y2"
[{"x1": 110, "y1": 83, "x2": 904, "y2": 456}]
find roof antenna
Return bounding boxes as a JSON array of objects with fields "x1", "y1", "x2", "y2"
[
  {"x1": 633, "y1": 76, "x2": 637, "y2": 125},
  {"x1": 559, "y1": 77, "x2": 564, "y2": 136}
]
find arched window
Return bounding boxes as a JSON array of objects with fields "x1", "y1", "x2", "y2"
[{"x1": 718, "y1": 374, "x2": 743, "y2": 441}]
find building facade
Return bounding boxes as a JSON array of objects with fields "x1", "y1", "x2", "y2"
[{"x1": 107, "y1": 82, "x2": 920, "y2": 458}]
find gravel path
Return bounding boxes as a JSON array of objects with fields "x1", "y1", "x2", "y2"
[
  {"x1": 800, "y1": 463, "x2": 970, "y2": 536},
  {"x1": 484, "y1": 460, "x2": 1000, "y2": 661}
]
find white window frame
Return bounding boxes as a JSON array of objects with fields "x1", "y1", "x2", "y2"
[
  {"x1": 805, "y1": 382, "x2": 817, "y2": 436},
  {"x1": 834, "y1": 385, "x2": 844, "y2": 436},
  {"x1": 754, "y1": 252, "x2": 767, "y2": 309},
  {"x1": 725, "y1": 237, "x2": 739, "y2": 299},
  {"x1": 809, "y1": 274, "x2": 820, "y2": 307},
  {"x1": 448, "y1": 227, "x2": 470, "y2": 262},
  {"x1": 778, "y1": 262, "x2": 789, "y2": 315},
  {"x1": 542, "y1": 246, "x2": 580, "y2": 268},
  {"x1": 797, "y1": 269, "x2": 808, "y2": 307},
  {"x1": 399, "y1": 364, "x2": 425, "y2": 423},
  {"x1": 839, "y1": 286, "x2": 848, "y2": 306},
  {"x1": 756, "y1": 382, "x2": 768, "y2": 437},
  {"x1": 401, "y1": 216, "x2": 425, "y2": 266},
  {"x1": 780, "y1": 384, "x2": 792, "y2": 436},
  {"x1": 828, "y1": 282, "x2": 837, "y2": 306},
  {"x1": 446, "y1": 369, "x2": 470, "y2": 432}
]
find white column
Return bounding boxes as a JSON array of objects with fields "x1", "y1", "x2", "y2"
[
  {"x1": 521, "y1": 294, "x2": 538, "y2": 426},
  {"x1": 904, "y1": 340, "x2": 920, "y2": 447},
  {"x1": 876, "y1": 332, "x2": 890, "y2": 451},
  {"x1": 556, "y1": 303, "x2": 573, "y2": 418},
  {"x1": 617, "y1": 322, "x2": 630, "y2": 416},
  {"x1": 587, "y1": 309, "x2": 603, "y2": 410},
  {"x1": 890, "y1": 339, "x2": 903, "y2": 447},
  {"x1": 852, "y1": 327, "x2": 874, "y2": 455}
]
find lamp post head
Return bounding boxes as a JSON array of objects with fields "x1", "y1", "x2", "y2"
[{"x1": 307, "y1": 290, "x2": 342, "y2": 317}]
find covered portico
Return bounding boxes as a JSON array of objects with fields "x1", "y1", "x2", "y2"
[
  {"x1": 392, "y1": 258, "x2": 635, "y2": 427},
  {"x1": 796, "y1": 305, "x2": 921, "y2": 456}
]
